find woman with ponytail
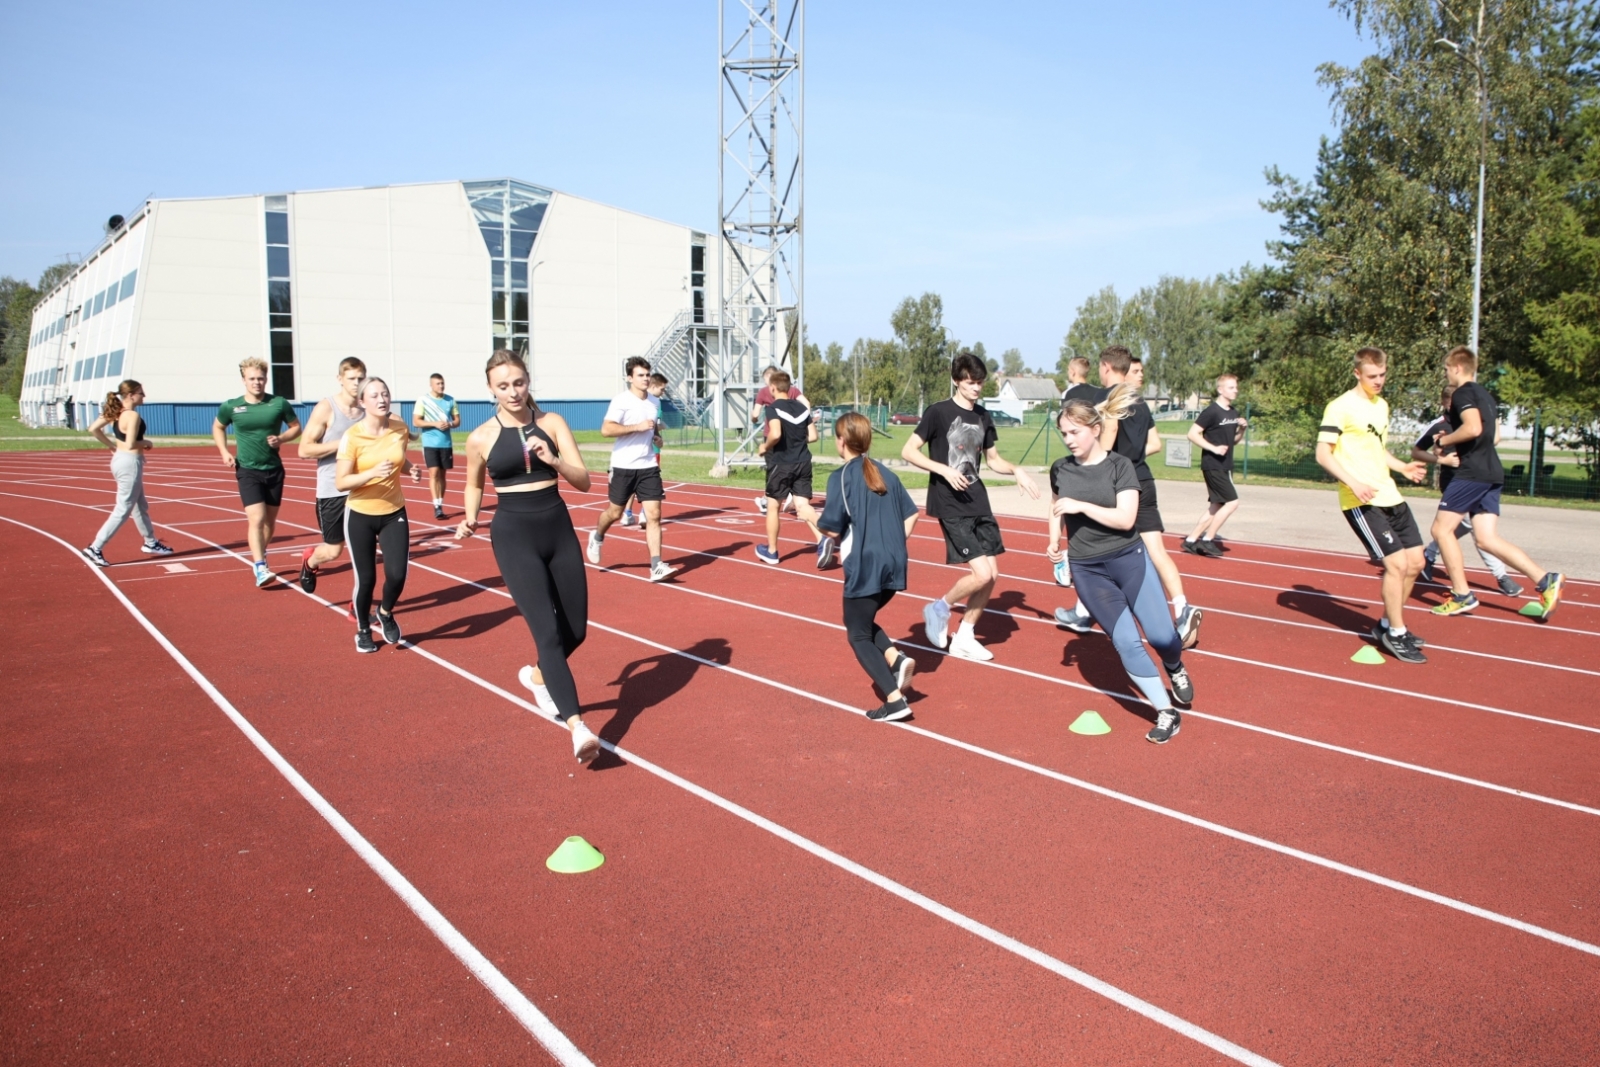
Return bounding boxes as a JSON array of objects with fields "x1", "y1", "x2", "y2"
[
  {"x1": 1047, "y1": 385, "x2": 1191, "y2": 744},
  {"x1": 818, "y1": 412, "x2": 921, "y2": 722},
  {"x1": 83, "y1": 380, "x2": 173, "y2": 566}
]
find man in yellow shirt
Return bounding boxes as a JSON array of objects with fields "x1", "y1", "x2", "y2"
[{"x1": 1315, "y1": 347, "x2": 1429, "y2": 663}]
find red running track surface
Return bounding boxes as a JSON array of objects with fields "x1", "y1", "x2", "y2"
[{"x1": 3, "y1": 447, "x2": 1599, "y2": 1066}]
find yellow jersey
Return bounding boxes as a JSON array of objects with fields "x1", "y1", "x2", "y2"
[
  {"x1": 338, "y1": 416, "x2": 409, "y2": 515},
  {"x1": 1318, "y1": 387, "x2": 1403, "y2": 510}
]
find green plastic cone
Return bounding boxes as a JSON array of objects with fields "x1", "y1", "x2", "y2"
[
  {"x1": 1069, "y1": 710, "x2": 1112, "y2": 735},
  {"x1": 546, "y1": 836, "x2": 605, "y2": 874},
  {"x1": 1350, "y1": 645, "x2": 1386, "y2": 665},
  {"x1": 1518, "y1": 601, "x2": 1546, "y2": 618}
]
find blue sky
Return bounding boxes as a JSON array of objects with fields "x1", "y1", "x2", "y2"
[{"x1": 0, "y1": 1, "x2": 1367, "y2": 369}]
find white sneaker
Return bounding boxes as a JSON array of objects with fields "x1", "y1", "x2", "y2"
[
  {"x1": 517, "y1": 665, "x2": 560, "y2": 717},
  {"x1": 571, "y1": 721, "x2": 601, "y2": 764},
  {"x1": 922, "y1": 599, "x2": 951, "y2": 649},
  {"x1": 621, "y1": 509, "x2": 637, "y2": 527},
  {"x1": 648, "y1": 560, "x2": 679, "y2": 582},
  {"x1": 586, "y1": 531, "x2": 603, "y2": 565},
  {"x1": 948, "y1": 630, "x2": 993, "y2": 661},
  {"x1": 894, "y1": 653, "x2": 916, "y2": 693},
  {"x1": 755, "y1": 496, "x2": 768, "y2": 515}
]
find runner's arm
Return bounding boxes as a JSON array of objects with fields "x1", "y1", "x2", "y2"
[
  {"x1": 1314, "y1": 441, "x2": 1377, "y2": 503},
  {"x1": 1046, "y1": 493, "x2": 1065, "y2": 562},
  {"x1": 297, "y1": 401, "x2": 335, "y2": 460},
  {"x1": 537, "y1": 412, "x2": 592, "y2": 493},
  {"x1": 983, "y1": 445, "x2": 1040, "y2": 499},
  {"x1": 455, "y1": 428, "x2": 490, "y2": 538},
  {"x1": 1435, "y1": 407, "x2": 1483, "y2": 448},
  {"x1": 900, "y1": 431, "x2": 968, "y2": 490},
  {"x1": 211, "y1": 418, "x2": 236, "y2": 468},
  {"x1": 1144, "y1": 427, "x2": 1160, "y2": 457},
  {"x1": 269, "y1": 418, "x2": 302, "y2": 449},
  {"x1": 1053, "y1": 487, "x2": 1138, "y2": 530},
  {"x1": 88, "y1": 414, "x2": 114, "y2": 450}
]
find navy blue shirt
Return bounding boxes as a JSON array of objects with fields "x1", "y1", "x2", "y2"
[{"x1": 819, "y1": 457, "x2": 920, "y2": 599}]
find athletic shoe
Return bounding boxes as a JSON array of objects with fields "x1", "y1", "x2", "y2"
[
  {"x1": 1421, "y1": 557, "x2": 1439, "y2": 584},
  {"x1": 1497, "y1": 575, "x2": 1523, "y2": 598},
  {"x1": 1054, "y1": 605, "x2": 1094, "y2": 633},
  {"x1": 253, "y1": 562, "x2": 273, "y2": 588},
  {"x1": 1146, "y1": 708, "x2": 1181, "y2": 744},
  {"x1": 1175, "y1": 605, "x2": 1203, "y2": 649},
  {"x1": 586, "y1": 531, "x2": 603, "y2": 565},
  {"x1": 140, "y1": 539, "x2": 174, "y2": 555},
  {"x1": 571, "y1": 721, "x2": 601, "y2": 764},
  {"x1": 1053, "y1": 558, "x2": 1072, "y2": 586},
  {"x1": 1371, "y1": 620, "x2": 1425, "y2": 649},
  {"x1": 755, "y1": 545, "x2": 781, "y2": 565},
  {"x1": 1182, "y1": 539, "x2": 1207, "y2": 557},
  {"x1": 867, "y1": 698, "x2": 912, "y2": 722},
  {"x1": 948, "y1": 630, "x2": 993, "y2": 661},
  {"x1": 1538, "y1": 572, "x2": 1565, "y2": 621},
  {"x1": 923, "y1": 599, "x2": 951, "y2": 649},
  {"x1": 82, "y1": 545, "x2": 109, "y2": 567},
  {"x1": 1380, "y1": 627, "x2": 1427, "y2": 663},
  {"x1": 648, "y1": 560, "x2": 679, "y2": 582},
  {"x1": 1167, "y1": 664, "x2": 1194, "y2": 705},
  {"x1": 1431, "y1": 592, "x2": 1478, "y2": 617},
  {"x1": 434, "y1": 505, "x2": 446, "y2": 521},
  {"x1": 894, "y1": 652, "x2": 916, "y2": 694},
  {"x1": 621, "y1": 508, "x2": 637, "y2": 527},
  {"x1": 816, "y1": 537, "x2": 836, "y2": 569},
  {"x1": 517, "y1": 664, "x2": 561, "y2": 717},
  {"x1": 298, "y1": 546, "x2": 318, "y2": 593},
  {"x1": 355, "y1": 628, "x2": 378, "y2": 654},
  {"x1": 1209, "y1": 537, "x2": 1227, "y2": 552},
  {"x1": 376, "y1": 608, "x2": 402, "y2": 645},
  {"x1": 755, "y1": 496, "x2": 769, "y2": 515},
  {"x1": 1197, "y1": 539, "x2": 1225, "y2": 558}
]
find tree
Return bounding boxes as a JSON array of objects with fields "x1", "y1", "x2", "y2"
[
  {"x1": 1, "y1": 278, "x2": 41, "y2": 399},
  {"x1": 1059, "y1": 286, "x2": 1142, "y2": 382},
  {"x1": 1001, "y1": 348, "x2": 1026, "y2": 376},
  {"x1": 890, "y1": 292, "x2": 953, "y2": 412},
  {"x1": 1134, "y1": 275, "x2": 1228, "y2": 402}
]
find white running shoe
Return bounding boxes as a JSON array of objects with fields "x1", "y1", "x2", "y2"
[
  {"x1": 621, "y1": 509, "x2": 637, "y2": 527},
  {"x1": 1176, "y1": 604, "x2": 1203, "y2": 649},
  {"x1": 1054, "y1": 605, "x2": 1094, "y2": 634},
  {"x1": 253, "y1": 562, "x2": 273, "y2": 588},
  {"x1": 517, "y1": 664, "x2": 561, "y2": 717},
  {"x1": 755, "y1": 496, "x2": 769, "y2": 515},
  {"x1": 586, "y1": 531, "x2": 603, "y2": 565},
  {"x1": 648, "y1": 559, "x2": 679, "y2": 582},
  {"x1": 571, "y1": 721, "x2": 601, "y2": 764},
  {"x1": 948, "y1": 630, "x2": 993, "y2": 661},
  {"x1": 894, "y1": 652, "x2": 916, "y2": 693},
  {"x1": 922, "y1": 599, "x2": 951, "y2": 649}
]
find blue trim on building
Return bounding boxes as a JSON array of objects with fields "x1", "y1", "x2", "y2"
[{"x1": 129, "y1": 398, "x2": 622, "y2": 436}]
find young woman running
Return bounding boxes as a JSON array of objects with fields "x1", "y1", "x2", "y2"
[
  {"x1": 456, "y1": 350, "x2": 602, "y2": 764},
  {"x1": 1048, "y1": 389, "x2": 1192, "y2": 744},
  {"x1": 818, "y1": 413, "x2": 921, "y2": 722},
  {"x1": 83, "y1": 380, "x2": 173, "y2": 565},
  {"x1": 335, "y1": 377, "x2": 420, "y2": 653}
]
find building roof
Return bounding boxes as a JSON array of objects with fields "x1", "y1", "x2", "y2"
[{"x1": 1000, "y1": 377, "x2": 1061, "y2": 400}]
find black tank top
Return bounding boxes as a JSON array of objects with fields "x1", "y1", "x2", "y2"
[
  {"x1": 487, "y1": 413, "x2": 560, "y2": 487},
  {"x1": 110, "y1": 414, "x2": 145, "y2": 443}
]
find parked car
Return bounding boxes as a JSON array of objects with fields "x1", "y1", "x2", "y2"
[
  {"x1": 989, "y1": 410, "x2": 1022, "y2": 426},
  {"x1": 889, "y1": 412, "x2": 920, "y2": 425}
]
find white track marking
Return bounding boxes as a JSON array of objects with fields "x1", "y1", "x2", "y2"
[{"x1": 0, "y1": 515, "x2": 594, "y2": 1067}]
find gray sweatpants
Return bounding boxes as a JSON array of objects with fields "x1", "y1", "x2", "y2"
[{"x1": 92, "y1": 450, "x2": 154, "y2": 550}]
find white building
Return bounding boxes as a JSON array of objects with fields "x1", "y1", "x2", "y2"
[{"x1": 18, "y1": 179, "x2": 723, "y2": 431}]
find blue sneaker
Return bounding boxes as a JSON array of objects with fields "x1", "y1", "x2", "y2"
[
  {"x1": 756, "y1": 545, "x2": 780, "y2": 565},
  {"x1": 1052, "y1": 558, "x2": 1071, "y2": 586},
  {"x1": 816, "y1": 537, "x2": 836, "y2": 569},
  {"x1": 253, "y1": 561, "x2": 273, "y2": 588},
  {"x1": 922, "y1": 598, "x2": 951, "y2": 649}
]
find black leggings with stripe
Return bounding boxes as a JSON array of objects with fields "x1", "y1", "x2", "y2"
[
  {"x1": 346, "y1": 506, "x2": 410, "y2": 623},
  {"x1": 492, "y1": 487, "x2": 589, "y2": 721}
]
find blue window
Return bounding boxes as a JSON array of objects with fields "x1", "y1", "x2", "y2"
[
  {"x1": 71, "y1": 360, "x2": 80, "y2": 381},
  {"x1": 104, "y1": 286, "x2": 118, "y2": 311},
  {"x1": 108, "y1": 350, "x2": 124, "y2": 376},
  {"x1": 91, "y1": 292, "x2": 103, "y2": 317},
  {"x1": 94, "y1": 353, "x2": 108, "y2": 378},
  {"x1": 120, "y1": 270, "x2": 136, "y2": 301},
  {"x1": 267, "y1": 246, "x2": 290, "y2": 279},
  {"x1": 265, "y1": 212, "x2": 289, "y2": 244}
]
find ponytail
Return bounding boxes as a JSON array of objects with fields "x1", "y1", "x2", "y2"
[
  {"x1": 834, "y1": 412, "x2": 887, "y2": 495},
  {"x1": 1059, "y1": 382, "x2": 1139, "y2": 431},
  {"x1": 101, "y1": 392, "x2": 123, "y2": 423}
]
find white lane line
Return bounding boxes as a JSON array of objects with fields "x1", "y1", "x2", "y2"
[
  {"x1": 53, "y1": 507, "x2": 1286, "y2": 1067},
  {"x1": 391, "y1": 554, "x2": 1600, "y2": 961},
  {"x1": 0, "y1": 515, "x2": 594, "y2": 1067}
]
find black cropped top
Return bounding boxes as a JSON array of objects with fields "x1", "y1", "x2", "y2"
[
  {"x1": 110, "y1": 414, "x2": 145, "y2": 443},
  {"x1": 487, "y1": 414, "x2": 560, "y2": 487}
]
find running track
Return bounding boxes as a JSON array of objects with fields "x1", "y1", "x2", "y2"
[{"x1": 3, "y1": 447, "x2": 1598, "y2": 1065}]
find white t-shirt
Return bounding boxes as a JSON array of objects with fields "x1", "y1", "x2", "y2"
[{"x1": 605, "y1": 389, "x2": 661, "y2": 470}]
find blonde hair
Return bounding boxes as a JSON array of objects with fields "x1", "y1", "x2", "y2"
[
  {"x1": 1445, "y1": 345, "x2": 1478, "y2": 374},
  {"x1": 240, "y1": 356, "x2": 269, "y2": 376},
  {"x1": 1059, "y1": 382, "x2": 1139, "y2": 430}
]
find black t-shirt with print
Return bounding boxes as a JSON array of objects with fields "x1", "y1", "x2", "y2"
[
  {"x1": 914, "y1": 399, "x2": 998, "y2": 519},
  {"x1": 1448, "y1": 380, "x2": 1503, "y2": 486},
  {"x1": 1194, "y1": 401, "x2": 1245, "y2": 472},
  {"x1": 763, "y1": 397, "x2": 813, "y2": 468}
]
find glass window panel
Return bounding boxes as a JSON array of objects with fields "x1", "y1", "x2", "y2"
[
  {"x1": 269, "y1": 281, "x2": 292, "y2": 314},
  {"x1": 108, "y1": 350, "x2": 124, "y2": 376},
  {"x1": 92, "y1": 292, "x2": 105, "y2": 316},
  {"x1": 265, "y1": 211, "x2": 289, "y2": 244},
  {"x1": 493, "y1": 334, "x2": 508, "y2": 352},
  {"x1": 270, "y1": 313, "x2": 293, "y2": 330},
  {"x1": 512, "y1": 292, "x2": 528, "y2": 321},
  {"x1": 272, "y1": 364, "x2": 296, "y2": 398},
  {"x1": 509, "y1": 202, "x2": 547, "y2": 231},
  {"x1": 267, "y1": 246, "x2": 291, "y2": 278},
  {"x1": 94, "y1": 353, "x2": 108, "y2": 378},
  {"x1": 691, "y1": 245, "x2": 705, "y2": 272},
  {"x1": 270, "y1": 331, "x2": 294, "y2": 363},
  {"x1": 512, "y1": 335, "x2": 529, "y2": 355},
  {"x1": 265, "y1": 194, "x2": 288, "y2": 211},
  {"x1": 478, "y1": 224, "x2": 504, "y2": 258},
  {"x1": 120, "y1": 271, "x2": 136, "y2": 300},
  {"x1": 103, "y1": 286, "x2": 118, "y2": 310},
  {"x1": 511, "y1": 261, "x2": 528, "y2": 287},
  {"x1": 509, "y1": 229, "x2": 536, "y2": 258},
  {"x1": 491, "y1": 291, "x2": 506, "y2": 319}
]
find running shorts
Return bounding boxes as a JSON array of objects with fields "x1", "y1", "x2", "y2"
[
  {"x1": 317, "y1": 495, "x2": 347, "y2": 544},
  {"x1": 1438, "y1": 478, "x2": 1501, "y2": 517},
  {"x1": 1203, "y1": 468, "x2": 1238, "y2": 505},
  {"x1": 1344, "y1": 502, "x2": 1423, "y2": 559},
  {"x1": 236, "y1": 465, "x2": 286, "y2": 508},
  {"x1": 1134, "y1": 479, "x2": 1165, "y2": 534},
  {"x1": 423, "y1": 446, "x2": 454, "y2": 470},
  {"x1": 939, "y1": 514, "x2": 1005, "y2": 564},
  {"x1": 608, "y1": 465, "x2": 665, "y2": 507},
  {"x1": 765, "y1": 462, "x2": 813, "y2": 503}
]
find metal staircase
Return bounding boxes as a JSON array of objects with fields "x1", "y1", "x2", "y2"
[{"x1": 641, "y1": 310, "x2": 718, "y2": 426}]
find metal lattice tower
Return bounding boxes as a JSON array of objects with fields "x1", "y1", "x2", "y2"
[{"x1": 716, "y1": 0, "x2": 803, "y2": 467}]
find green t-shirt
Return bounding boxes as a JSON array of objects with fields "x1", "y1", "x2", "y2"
[{"x1": 217, "y1": 394, "x2": 295, "y2": 470}]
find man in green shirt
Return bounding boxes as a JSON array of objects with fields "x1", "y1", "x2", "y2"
[{"x1": 212, "y1": 356, "x2": 302, "y2": 587}]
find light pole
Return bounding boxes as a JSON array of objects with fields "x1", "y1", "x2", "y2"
[{"x1": 1438, "y1": 0, "x2": 1490, "y2": 353}]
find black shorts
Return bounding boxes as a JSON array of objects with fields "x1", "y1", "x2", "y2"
[
  {"x1": 423, "y1": 447, "x2": 454, "y2": 470},
  {"x1": 1134, "y1": 479, "x2": 1165, "y2": 534},
  {"x1": 939, "y1": 514, "x2": 1005, "y2": 564},
  {"x1": 317, "y1": 496, "x2": 347, "y2": 545},
  {"x1": 236, "y1": 465, "x2": 285, "y2": 508},
  {"x1": 1203, "y1": 468, "x2": 1238, "y2": 505},
  {"x1": 1344, "y1": 502, "x2": 1423, "y2": 559},
  {"x1": 609, "y1": 465, "x2": 664, "y2": 507},
  {"x1": 765, "y1": 462, "x2": 813, "y2": 502}
]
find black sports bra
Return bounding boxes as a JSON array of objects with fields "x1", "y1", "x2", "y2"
[
  {"x1": 110, "y1": 414, "x2": 145, "y2": 443},
  {"x1": 487, "y1": 413, "x2": 560, "y2": 487}
]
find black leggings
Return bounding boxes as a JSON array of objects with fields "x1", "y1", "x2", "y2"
[
  {"x1": 492, "y1": 487, "x2": 589, "y2": 721},
  {"x1": 346, "y1": 507, "x2": 410, "y2": 623},
  {"x1": 844, "y1": 589, "x2": 899, "y2": 696}
]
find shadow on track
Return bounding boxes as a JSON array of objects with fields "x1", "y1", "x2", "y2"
[
  {"x1": 586, "y1": 636, "x2": 734, "y2": 770},
  {"x1": 1276, "y1": 584, "x2": 1372, "y2": 632}
]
